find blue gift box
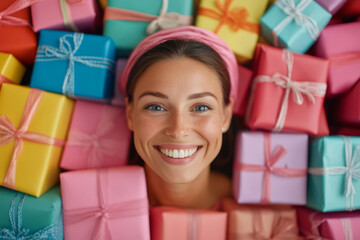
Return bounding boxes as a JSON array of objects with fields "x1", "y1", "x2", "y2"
[
  {"x1": 307, "y1": 136, "x2": 360, "y2": 212},
  {"x1": 30, "y1": 30, "x2": 116, "y2": 100},
  {"x1": 260, "y1": 0, "x2": 331, "y2": 54}
]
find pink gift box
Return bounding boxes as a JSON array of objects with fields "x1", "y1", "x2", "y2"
[
  {"x1": 31, "y1": 0, "x2": 99, "y2": 33},
  {"x1": 60, "y1": 100, "x2": 131, "y2": 170},
  {"x1": 151, "y1": 206, "x2": 227, "y2": 240},
  {"x1": 233, "y1": 131, "x2": 308, "y2": 205},
  {"x1": 111, "y1": 58, "x2": 127, "y2": 107},
  {"x1": 233, "y1": 64, "x2": 252, "y2": 116},
  {"x1": 314, "y1": 21, "x2": 360, "y2": 97},
  {"x1": 297, "y1": 207, "x2": 360, "y2": 239},
  {"x1": 60, "y1": 166, "x2": 150, "y2": 240}
]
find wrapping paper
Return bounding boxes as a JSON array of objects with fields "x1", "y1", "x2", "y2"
[
  {"x1": 31, "y1": 0, "x2": 99, "y2": 33},
  {"x1": 111, "y1": 58, "x2": 127, "y2": 106},
  {"x1": 314, "y1": 21, "x2": 360, "y2": 97},
  {"x1": 260, "y1": 0, "x2": 331, "y2": 54},
  {"x1": 0, "y1": 186, "x2": 63, "y2": 239},
  {"x1": 233, "y1": 131, "x2": 308, "y2": 205},
  {"x1": 61, "y1": 100, "x2": 131, "y2": 170},
  {"x1": 0, "y1": 53, "x2": 26, "y2": 86},
  {"x1": 151, "y1": 206, "x2": 227, "y2": 240},
  {"x1": 196, "y1": 0, "x2": 268, "y2": 63},
  {"x1": 307, "y1": 136, "x2": 360, "y2": 212},
  {"x1": 60, "y1": 166, "x2": 150, "y2": 240},
  {"x1": 30, "y1": 30, "x2": 116, "y2": 100},
  {"x1": 222, "y1": 198, "x2": 301, "y2": 240},
  {"x1": 0, "y1": 0, "x2": 38, "y2": 66},
  {"x1": 297, "y1": 207, "x2": 360, "y2": 240},
  {"x1": 0, "y1": 84, "x2": 74, "y2": 197},
  {"x1": 103, "y1": 0, "x2": 194, "y2": 57},
  {"x1": 233, "y1": 64, "x2": 252, "y2": 116},
  {"x1": 246, "y1": 44, "x2": 329, "y2": 136},
  {"x1": 314, "y1": 0, "x2": 347, "y2": 15}
]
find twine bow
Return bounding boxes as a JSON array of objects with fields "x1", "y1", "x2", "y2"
[{"x1": 0, "y1": 0, "x2": 42, "y2": 28}]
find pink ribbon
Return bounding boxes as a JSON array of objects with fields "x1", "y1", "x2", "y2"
[
  {"x1": 329, "y1": 52, "x2": 360, "y2": 68},
  {"x1": 0, "y1": 0, "x2": 42, "y2": 27},
  {"x1": 235, "y1": 132, "x2": 307, "y2": 204},
  {"x1": 0, "y1": 75, "x2": 12, "y2": 85},
  {"x1": 0, "y1": 88, "x2": 65, "y2": 189},
  {"x1": 63, "y1": 169, "x2": 149, "y2": 239},
  {"x1": 186, "y1": 210, "x2": 200, "y2": 240}
]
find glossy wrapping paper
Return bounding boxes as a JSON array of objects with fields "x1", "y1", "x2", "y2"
[
  {"x1": 0, "y1": 84, "x2": 74, "y2": 197},
  {"x1": 0, "y1": 53, "x2": 26, "y2": 86},
  {"x1": 151, "y1": 206, "x2": 227, "y2": 240},
  {"x1": 61, "y1": 100, "x2": 131, "y2": 170},
  {"x1": 233, "y1": 64, "x2": 252, "y2": 116},
  {"x1": 60, "y1": 166, "x2": 150, "y2": 240}
]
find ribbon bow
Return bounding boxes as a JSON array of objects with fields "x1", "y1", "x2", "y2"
[
  {"x1": 253, "y1": 50, "x2": 327, "y2": 131},
  {"x1": 198, "y1": 0, "x2": 259, "y2": 34},
  {"x1": 35, "y1": 32, "x2": 115, "y2": 98},
  {"x1": 0, "y1": 0, "x2": 42, "y2": 28}
]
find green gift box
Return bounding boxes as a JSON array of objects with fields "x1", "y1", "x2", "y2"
[
  {"x1": 307, "y1": 136, "x2": 360, "y2": 212},
  {"x1": 103, "y1": 0, "x2": 193, "y2": 57},
  {"x1": 0, "y1": 186, "x2": 63, "y2": 239}
]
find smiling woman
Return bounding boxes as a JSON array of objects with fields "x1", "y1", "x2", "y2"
[{"x1": 120, "y1": 26, "x2": 238, "y2": 209}]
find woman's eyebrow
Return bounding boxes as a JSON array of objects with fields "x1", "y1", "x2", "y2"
[
  {"x1": 188, "y1": 92, "x2": 218, "y2": 101},
  {"x1": 138, "y1": 91, "x2": 168, "y2": 100}
]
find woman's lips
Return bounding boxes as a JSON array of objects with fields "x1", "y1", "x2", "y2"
[{"x1": 155, "y1": 145, "x2": 201, "y2": 165}]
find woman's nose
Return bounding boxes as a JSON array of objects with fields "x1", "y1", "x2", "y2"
[{"x1": 165, "y1": 112, "x2": 190, "y2": 138}]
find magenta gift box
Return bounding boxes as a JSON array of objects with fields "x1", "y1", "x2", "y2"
[
  {"x1": 233, "y1": 131, "x2": 308, "y2": 205},
  {"x1": 111, "y1": 58, "x2": 127, "y2": 107},
  {"x1": 60, "y1": 166, "x2": 150, "y2": 240},
  {"x1": 314, "y1": 21, "x2": 360, "y2": 97},
  {"x1": 60, "y1": 100, "x2": 131, "y2": 170}
]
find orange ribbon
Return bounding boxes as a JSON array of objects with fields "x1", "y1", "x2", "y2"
[{"x1": 198, "y1": 0, "x2": 259, "y2": 34}]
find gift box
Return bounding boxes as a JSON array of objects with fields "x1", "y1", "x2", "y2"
[
  {"x1": 196, "y1": 0, "x2": 268, "y2": 63},
  {"x1": 0, "y1": 0, "x2": 38, "y2": 66},
  {"x1": 297, "y1": 207, "x2": 360, "y2": 239},
  {"x1": 260, "y1": 0, "x2": 331, "y2": 54},
  {"x1": 245, "y1": 44, "x2": 329, "y2": 136},
  {"x1": 233, "y1": 64, "x2": 252, "y2": 116},
  {"x1": 31, "y1": 0, "x2": 100, "y2": 33},
  {"x1": 111, "y1": 58, "x2": 127, "y2": 106},
  {"x1": 314, "y1": 21, "x2": 360, "y2": 97},
  {"x1": 233, "y1": 131, "x2": 308, "y2": 205},
  {"x1": 0, "y1": 84, "x2": 74, "y2": 197},
  {"x1": 60, "y1": 100, "x2": 131, "y2": 170},
  {"x1": 30, "y1": 30, "x2": 116, "y2": 100},
  {"x1": 98, "y1": 0, "x2": 106, "y2": 9},
  {"x1": 103, "y1": 0, "x2": 193, "y2": 57},
  {"x1": 0, "y1": 186, "x2": 63, "y2": 239},
  {"x1": 314, "y1": 0, "x2": 347, "y2": 15},
  {"x1": 307, "y1": 136, "x2": 360, "y2": 212},
  {"x1": 0, "y1": 53, "x2": 26, "y2": 86},
  {"x1": 60, "y1": 166, "x2": 150, "y2": 240},
  {"x1": 337, "y1": 0, "x2": 360, "y2": 17},
  {"x1": 151, "y1": 206, "x2": 227, "y2": 240},
  {"x1": 222, "y1": 198, "x2": 301, "y2": 240}
]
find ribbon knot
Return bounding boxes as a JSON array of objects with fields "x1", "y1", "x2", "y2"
[{"x1": 0, "y1": 0, "x2": 42, "y2": 28}]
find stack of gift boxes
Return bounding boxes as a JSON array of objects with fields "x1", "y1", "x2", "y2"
[{"x1": 0, "y1": 0, "x2": 359, "y2": 239}]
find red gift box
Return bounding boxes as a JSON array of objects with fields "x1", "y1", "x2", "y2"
[{"x1": 233, "y1": 64, "x2": 253, "y2": 116}]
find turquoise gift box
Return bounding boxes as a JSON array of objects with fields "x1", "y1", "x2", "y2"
[
  {"x1": 307, "y1": 136, "x2": 360, "y2": 212},
  {"x1": 30, "y1": 30, "x2": 116, "y2": 101},
  {"x1": 260, "y1": 0, "x2": 331, "y2": 54},
  {"x1": 103, "y1": 0, "x2": 193, "y2": 57},
  {"x1": 0, "y1": 186, "x2": 63, "y2": 239}
]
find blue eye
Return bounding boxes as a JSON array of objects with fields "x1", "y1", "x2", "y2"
[
  {"x1": 145, "y1": 104, "x2": 165, "y2": 111},
  {"x1": 193, "y1": 105, "x2": 210, "y2": 112}
]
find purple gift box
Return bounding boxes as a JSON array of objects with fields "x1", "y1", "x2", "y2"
[{"x1": 314, "y1": 0, "x2": 347, "y2": 15}]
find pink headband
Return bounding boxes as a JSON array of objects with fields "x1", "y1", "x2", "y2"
[{"x1": 119, "y1": 26, "x2": 239, "y2": 103}]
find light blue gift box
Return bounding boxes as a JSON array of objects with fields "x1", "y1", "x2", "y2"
[
  {"x1": 0, "y1": 186, "x2": 63, "y2": 240},
  {"x1": 260, "y1": 0, "x2": 332, "y2": 54},
  {"x1": 30, "y1": 30, "x2": 116, "y2": 101},
  {"x1": 307, "y1": 136, "x2": 360, "y2": 212},
  {"x1": 103, "y1": 0, "x2": 193, "y2": 57}
]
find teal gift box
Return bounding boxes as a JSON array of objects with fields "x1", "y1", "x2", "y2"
[
  {"x1": 260, "y1": 0, "x2": 331, "y2": 54},
  {"x1": 307, "y1": 136, "x2": 360, "y2": 212},
  {"x1": 0, "y1": 186, "x2": 63, "y2": 239},
  {"x1": 30, "y1": 30, "x2": 116, "y2": 101},
  {"x1": 103, "y1": 0, "x2": 193, "y2": 57}
]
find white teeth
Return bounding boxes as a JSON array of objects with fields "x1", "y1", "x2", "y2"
[{"x1": 159, "y1": 147, "x2": 198, "y2": 159}]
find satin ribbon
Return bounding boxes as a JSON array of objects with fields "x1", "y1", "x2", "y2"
[
  {"x1": 0, "y1": 193, "x2": 62, "y2": 239},
  {"x1": 0, "y1": 0, "x2": 42, "y2": 28},
  {"x1": 186, "y1": 210, "x2": 200, "y2": 240},
  {"x1": 63, "y1": 169, "x2": 148, "y2": 239},
  {"x1": 66, "y1": 107, "x2": 125, "y2": 168},
  {"x1": 272, "y1": 0, "x2": 320, "y2": 47},
  {"x1": 198, "y1": 0, "x2": 259, "y2": 34},
  {"x1": 308, "y1": 136, "x2": 360, "y2": 211},
  {"x1": 35, "y1": 32, "x2": 115, "y2": 98},
  {"x1": 329, "y1": 52, "x2": 360, "y2": 68},
  {"x1": 253, "y1": 50, "x2": 327, "y2": 131},
  {"x1": 59, "y1": 0, "x2": 80, "y2": 32},
  {"x1": 235, "y1": 132, "x2": 307, "y2": 204},
  {"x1": 0, "y1": 75, "x2": 12, "y2": 84},
  {"x1": 104, "y1": 0, "x2": 192, "y2": 35},
  {"x1": 0, "y1": 89, "x2": 65, "y2": 189}
]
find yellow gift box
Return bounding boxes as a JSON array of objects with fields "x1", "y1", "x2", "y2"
[
  {"x1": 195, "y1": 0, "x2": 268, "y2": 63},
  {"x1": 0, "y1": 53, "x2": 26, "y2": 85},
  {"x1": 0, "y1": 84, "x2": 74, "y2": 197}
]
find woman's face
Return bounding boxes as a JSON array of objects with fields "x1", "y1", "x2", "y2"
[{"x1": 126, "y1": 57, "x2": 233, "y2": 184}]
